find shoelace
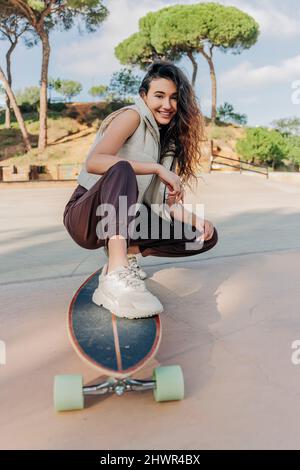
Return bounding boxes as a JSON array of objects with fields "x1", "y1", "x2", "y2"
[
  {"x1": 128, "y1": 258, "x2": 139, "y2": 269},
  {"x1": 113, "y1": 266, "x2": 144, "y2": 289},
  {"x1": 128, "y1": 256, "x2": 142, "y2": 273}
]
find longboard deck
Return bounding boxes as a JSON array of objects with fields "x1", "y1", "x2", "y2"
[{"x1": 68, "y1": 269, "x2": 162, "y2": 379}]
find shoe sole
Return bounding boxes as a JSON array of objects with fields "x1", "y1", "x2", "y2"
[{"x1": 92, "y1": 287, "x2": 163, "y2": 320}]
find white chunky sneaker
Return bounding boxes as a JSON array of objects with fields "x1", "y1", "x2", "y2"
[
  {"x1": 127, "y1": 254, "x2": 147, "y2": 280},
  {"x1": 92, "y1": 263, "x2": 163, "y2": 319},
  {"x1": 103, "y1": 246, "x2": 147, "y2": 280}
]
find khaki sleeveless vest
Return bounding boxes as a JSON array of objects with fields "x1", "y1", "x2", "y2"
[{"x1": 77, "y1": 94, "x2": 176, "y2": 221}]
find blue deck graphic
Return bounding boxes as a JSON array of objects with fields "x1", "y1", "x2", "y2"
[{"x1": 70, "y1": 270, "x2": 160, "y2": 374}]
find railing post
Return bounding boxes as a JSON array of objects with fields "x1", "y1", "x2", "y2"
[{"x1": 209, "y1": 140, "x2": 213, "y2": 173}]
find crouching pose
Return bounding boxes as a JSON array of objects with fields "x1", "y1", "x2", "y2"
[{"x1": 63, "y1": 60, "x2": 218, "y2": 320}]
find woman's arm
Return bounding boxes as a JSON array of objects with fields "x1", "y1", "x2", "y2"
[
  {"x1": 167, "y1": 201, "x2": 214, "y2": 241},
  {"x1": 86, "y1": 109, "x2": 160, "y2": 176},
  {"x1": 163, "y1": 164, "x2": 214, "y2": 241}
]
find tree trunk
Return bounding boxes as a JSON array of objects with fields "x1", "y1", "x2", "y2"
[
  {"x1": 199, "y1": 48, "x2": 217, "y2": 123},
  {"x1": 5, "y1": 95, "x2": 11, "y2": 129},
  {"x1": 187, "y1": 50, "x2": 198, "y2": 88},
  {"x1": 209, "y1": 58, "x2": 217, "y2": 123},
  {"x1": 5, "y1": 41, "x2": 17, "y2": 129},
  {"x1": 0, "y1": 65, "x2": 32, "y2": 152},
  {"x1": 38, "y1": 29, "x2": 50, "y2": 152}
]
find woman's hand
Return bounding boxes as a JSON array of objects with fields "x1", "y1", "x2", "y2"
[
  {"x1": 166, "y1": 187, "x2": 185, "y2": 204},
  {"x1": 156, "y1": 165, "x2": 184, "y2": 204}
]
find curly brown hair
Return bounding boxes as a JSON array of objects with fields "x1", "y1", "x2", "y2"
[{"x1": 138, "y1": 60, "x2": 206, "y2": 190}]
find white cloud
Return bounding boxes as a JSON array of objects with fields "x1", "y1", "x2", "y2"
[
  {"x1": 257, "y1": 7, "x2": 300, "y2": 37},
  {"x1": 219, "y1": 0, "x2": 300, "y2": 38},
  {"x1": 199, "y1": 96, "x2": 212, "y2": 113},
  {"x1": 220, "y1": 54, "x2": 300, "y2": 89},
  {"x1": 236, "y1": 96, "x2": 258, "y2": 105},
  {"x1": 56, "y1": 0, "x2": 167, "y2": 78}
]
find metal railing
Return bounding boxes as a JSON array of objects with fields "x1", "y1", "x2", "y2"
[{"x1": 210, "y1": 154, "x2": 269, "y2": 178}]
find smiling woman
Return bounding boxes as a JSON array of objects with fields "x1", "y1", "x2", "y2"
[
  {"x1": 143, "y1": 81, "x2": 178, "y2": 122},
  {"x1": 63, "y1": 60, "x2": 218, "y2": 320},
  {"x1": 137, "y1": 61, "x2": 205, "y2": 188}
]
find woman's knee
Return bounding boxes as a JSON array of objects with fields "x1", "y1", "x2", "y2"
[
  {"x1": 101, "y1": 160, "x2": 138, "y2": 192},
  {"x1": 69, "y1": 232, "x2": 102, "y2": 250},
  {"x1": 109, "y1": 160, "x2": 135, "y2": 176},
  {"x1": 190, "y1": 225, "x2": 218, "y2": 254},
  {"x1": 63, "y1": 213, "x2": 100, "y2": 250},
  {"x1": 208, "y1": 226, "x2": 218, "y2": 248}
]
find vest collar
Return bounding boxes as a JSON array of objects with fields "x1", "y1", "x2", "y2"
[{"x1": 134, "y1": 94, "x2": 161, "y2": 142}]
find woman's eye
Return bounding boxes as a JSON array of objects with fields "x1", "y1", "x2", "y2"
[{"x1": 156, "y1": 96, "x2": 177, "y2": 100}]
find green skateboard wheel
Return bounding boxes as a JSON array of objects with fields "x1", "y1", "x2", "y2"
[
  {"x1": 153, "y1": 365, "x2": 184, "y2": 402},
  {"x1": 54, "y1": 375, "x2": 84, "y2": 412}
]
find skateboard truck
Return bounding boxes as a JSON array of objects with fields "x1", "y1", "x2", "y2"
[
  {"x1": 54, "y1": 365, "x2": 184, "y2": 411},
  {"x1": 83, "y1": 378, "x2": 156, "y2": 397}
]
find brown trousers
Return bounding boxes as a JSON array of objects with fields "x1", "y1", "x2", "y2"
[{"x1": 63, "y1": 160, "x2": 218, "y2": 258}]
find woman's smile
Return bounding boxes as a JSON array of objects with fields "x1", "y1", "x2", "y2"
[
  {"x1": 156, "y1": 110, "x2": 174, "y2": 119},
  {"x1": 159, "y1": 111, "x2": 173, "y2": 116}
]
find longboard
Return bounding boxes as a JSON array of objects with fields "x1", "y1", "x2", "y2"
[
  {"x1": 68, "y1": 269, "x2": 162, "y2": 379},
  {"x1": 54, "y1": 269, "x2": 184, "y2": 412}
]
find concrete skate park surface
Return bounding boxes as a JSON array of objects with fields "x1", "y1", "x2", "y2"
[{"x1": 1, "y1": 173, "x2": 300, "y2": 450}]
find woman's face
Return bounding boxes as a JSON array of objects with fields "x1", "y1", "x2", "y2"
[{"x1": 141, "y1": 78, "x2": 178, "y2": 126}]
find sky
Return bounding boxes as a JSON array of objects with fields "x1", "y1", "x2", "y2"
[{"x1": 1, "y1": 0, "x2": 300, "y2": 126}]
